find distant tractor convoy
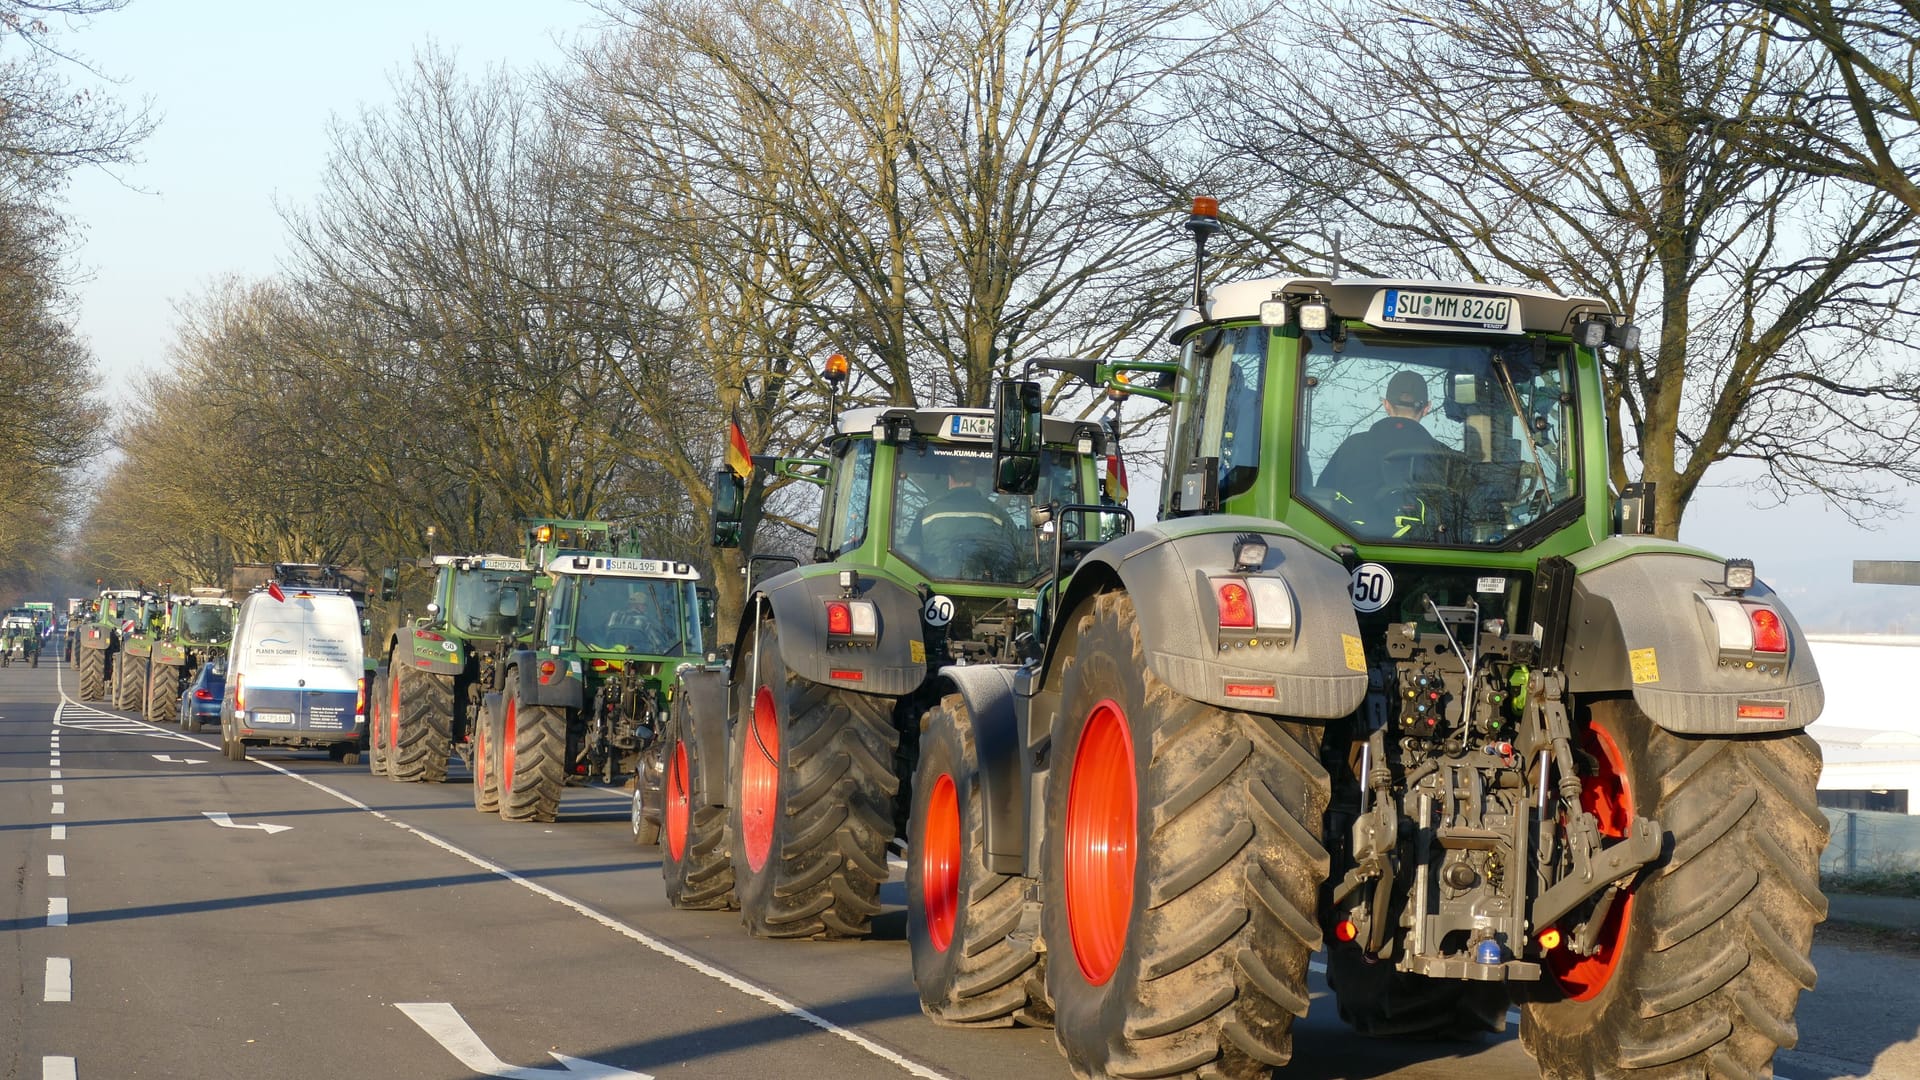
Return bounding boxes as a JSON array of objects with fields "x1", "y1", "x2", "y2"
[{"x1": 56, "y1": 200, "x2": 1826, "y2": 1079}]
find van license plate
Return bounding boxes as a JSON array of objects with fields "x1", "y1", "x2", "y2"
[{"x1": 251, "y1": 711, "x2": 295, "y2": 726}]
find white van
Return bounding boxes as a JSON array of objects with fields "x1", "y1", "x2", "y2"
[{"x1": 220, "y1": 585, "x2": 367, "y2": 762}]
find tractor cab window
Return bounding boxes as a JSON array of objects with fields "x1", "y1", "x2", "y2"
[
  {"x1": 566, "y1": 576, "x2": 689, "y2": 656},
  {"x1": 1297, "y1": 333, "x2": 1579, "y2": 545},
  {"x1": 890, "y1": 443, "x2": 1081, "y2": 584},
  {"x1": 1163, "y1": 325, "x2": 1267, "y2": 516},
  {"x1": 178, "y1": 604, "x2": 233, "y2": 642},
  {"x1": 446, "y1": 570, "x2": 535, "y2": 639},
  {"x1": 821, "y1": 437, "x2": 875, "y2": 558}
]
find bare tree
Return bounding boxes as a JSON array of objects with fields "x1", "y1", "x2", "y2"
[{"x1": 1202, "y1": 0, "x2": 1920, "y2": 534}]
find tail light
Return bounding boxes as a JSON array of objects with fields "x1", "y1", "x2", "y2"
[
  {"x1": 194, "y1": 688, "x2": 214, "y2": 701},
  {"x1": 824, "y1": 600, "x2": 878, "y2": 644},
  {"x1": 416, "y1": 629, "x2": 445, "y2": 643},
  {"x1": 539, "y1": 659, "x2": 559, "y2": 684},
  {"x1": 1701, "y1": 596, "x2": 1790, "y2": 662},
  {"x1": 235, "y1": 674, "x2": 246, "y2": 715},
  {"x1": 356, "y1": 678, "x2": 367, "y2": 718},
  {"x1": 1209, "y1": 575, "x2": 1295, "y2": 646}
]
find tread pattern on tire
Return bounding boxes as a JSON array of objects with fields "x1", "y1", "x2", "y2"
[
  {"x1": 908, "y1": 694, "x2": 1047, "y2": 1028},
  {"x1": 77, "y1": 648, "x2": 105, "y2": 701},
  {"x1": 1518, "y1": 698, "x2": 1827, "y2": 1080},
  {"x1": 662, "y1": 691, "x2": 737, "y2": 909},
  {"x1": 368, "y1": 665, "x2": 391, "y2": 776},
  {"x1": 472, "y1": 697, "x2": 501, "y2": 813},
  {"x1": 501, "y1": 698, "x2": 566, "y2": 822},
  {"x1": 1045, "y1": 591, "x2": 1329, "y2": 1080},
  {"x1": 115, "y1": 654, "x2": 148, "y2": 711},
  {"x1": 146, "y1": 663, "x2": 182, "y2": 726},
  {"x1": 389, "y1": 664, "x2": 453, "y2": 783},
  {"x1": 732, "y1": 621, "x2": 900, "y2": 940}
]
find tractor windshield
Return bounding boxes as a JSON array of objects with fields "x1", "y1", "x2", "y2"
[
  {"x1": 891, "y1": 444, "x2": 1082, "y2": 585},
  {"x1": 562, "y1": 575, "x2": 696, "y2": 656},
  {"x1": 177, "y1": 604, "x2": 233, "y2": 642},
  {"x1": 446, "y1": 569, "x2": 534, "y2": 640},
  {"x1": 1297, "y1": 333, "x2": 1579, "y2": 546}
]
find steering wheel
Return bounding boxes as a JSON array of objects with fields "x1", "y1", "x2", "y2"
[{"x1": 1371, "y1": 448, "x2": 1475, "y2": 539}]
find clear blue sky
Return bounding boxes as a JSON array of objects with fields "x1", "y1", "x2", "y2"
[{"x1": 52, "y1": 1, "x2": 1920, "y2": 632}]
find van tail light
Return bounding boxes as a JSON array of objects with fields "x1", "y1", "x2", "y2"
[
  {"x1": 235, "y1": 674, "x2": 245, "y2": 713},
  {"x1": 356, "y1": 678, "x2": 367, "y2": 718}
]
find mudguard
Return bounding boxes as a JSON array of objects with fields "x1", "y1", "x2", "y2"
[
  {"x1": 675, "y1": 664, "x2": 732, "y2": 807},
  {"x1": 507, "y1": 649, "x2": 586, "y2": 709},
  {"x1": 122, "y1": 637, "x2": 155, "y2": 661},
  {"x1": 152, "y1": 640, "x2": 189, "y2": 667},
  {"x1": 1564, "y1": 537, "x2": 1822, "y2": 734},
  {"x1": 80, "y1": 627, "x2": 114, "y2": 651},
  {"x1": 1043, "y1": 515, "x2": 1369, "y2": 722},
  {"x1": 737, "y1": 568, "x2": 928, "y2": 697},
  {"x1": 935, "y1": 664, "x2": 1024, "y2": 874},
  {"x1": 394, "y1": 625, "x2": 466, "y2": 676}
]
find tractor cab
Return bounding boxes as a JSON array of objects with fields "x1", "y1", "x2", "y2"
[
  {"x1": 535, "y1": 554, "x2": 702, "y2": 663},
  {"x1": 428, "y1": 553, "x2": 536, "y2": 643},
  {"x1": 170, "y1": 590, "x2": 237, "y2": 646}
]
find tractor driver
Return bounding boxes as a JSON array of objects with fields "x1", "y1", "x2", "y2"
[
  {"x1": 1317, "y1": 370, "x2": 1446, "y2": 536},
  {"x1": 605, "y1": 585, "x2": 675, "y2": 653},
  {"x1": 914, "y1": 455, "x2": 1016, "y2": 580}
]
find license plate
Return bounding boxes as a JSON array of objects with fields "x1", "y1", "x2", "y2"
[
  {"x1": 250, "y1": 711, "x2": 295, "y2": 726},
  {"x1": 1381, "y1": 289, "x2": 1516, "y2": 330},
  {"x1": 949, "y1": 415, "x2": 994, "y2": 439}
]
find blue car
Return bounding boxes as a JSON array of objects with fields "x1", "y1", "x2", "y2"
[{"x1": 178, "y1": 661, "x2": 226, "y2": 733}]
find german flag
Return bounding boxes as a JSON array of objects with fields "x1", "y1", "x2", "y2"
[
  {"x1": 726, "y1": 411, "x2": 753, "y2": 481},
  {"x1": 1105, "y1": 449, "x2": 1129, "y2": 504}
]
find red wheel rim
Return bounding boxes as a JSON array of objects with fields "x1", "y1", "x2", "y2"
[
  {"x1": 1547, "y1": 720, "x2": 1634, "y2": 1000},
  {"x1": 502, "y1": 696, "x2": 518, "y2": 798},
  {"x1": 388, "y1": 669, "x2": 401, "y2": 753},
  {"x1": 1065, "y1": 699, "x2": 1137, "y2": 986},
  {"x1": 666, "y1": 740, "x2": 691, "y2": 862},
  {"x1": 741, "y1": 685, "x2": 780, "y2": 873},
  {"x1": 921, "y1": 772, "x2": 961, "y2": 952}
]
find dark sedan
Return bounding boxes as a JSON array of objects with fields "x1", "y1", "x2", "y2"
[{"x1": 178, "y1": 661, "x2": 225, "y2": 732}]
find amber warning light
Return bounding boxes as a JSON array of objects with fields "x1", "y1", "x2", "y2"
[{"x1": 823, "y1": 353, "x2": 850, "y2": 385}]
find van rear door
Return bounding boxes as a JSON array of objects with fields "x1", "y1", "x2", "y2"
[{"x1": 236, "y1": 595, "x2": 365, "y2": 735}]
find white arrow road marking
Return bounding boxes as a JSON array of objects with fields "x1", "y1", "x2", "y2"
[
  {"x1": 202, "y1": 812, "x2": 292, "y2": 835},
  {"x1": 151, "y1": 754, "x2": 207, "y2": 764},
  {"x1": 397, "y1": 1003, "x2": 653, "y2": 1079}
]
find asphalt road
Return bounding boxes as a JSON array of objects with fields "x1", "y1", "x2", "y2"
[{"x1": 4, "y1": 657, "x2": 1915, "y2": 1080}]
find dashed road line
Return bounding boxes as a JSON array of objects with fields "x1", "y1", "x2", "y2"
[
  {"x1": 49, "y1": 824, "x2": 65, "y2": 840},
  {"x1": 47, "y1": 897, "x2": 67, "y2": 927},
  {"x1": 51, "y1": 784, "x2": 62, "y2": 795},
  {"x1": 42, "y1": 1057, "x2": 75, "y2": 1080},
  {"x1": 44, "y1": 958, "x2": 71, "y2": 1002},
  {"x1": 49, "y1": 769, "x2": 61, "y2": 780},
  {"x1": 50, "y1": 802, "x2": 64, "y2": 815},
  {"x1": 47, "y1": 854, "x2": 65, "y2": 877}
]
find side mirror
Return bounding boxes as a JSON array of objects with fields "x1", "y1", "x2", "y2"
[
  {"x1": 497, "y1": 589, "x2": 522, "y2": 617},
  {"x1": 993, "y1": 378, "x2": 1042, "y2": 495},
  {"x1": 711, "y1": 467, "x2": 745, "y2": 549},
  {"x1": 378, "y1": 567, "x2": 399, "y2": 602}
]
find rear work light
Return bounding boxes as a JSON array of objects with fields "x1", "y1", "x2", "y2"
[
  {"x1": 824, "y1": 599, "x2": 878, "y2": 645},
  {"x1": 1211, "y1": 575, "x2": 1295, "y2": 648}
]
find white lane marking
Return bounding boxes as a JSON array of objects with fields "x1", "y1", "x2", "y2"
[
  {"x1": 51, "y1": 802, "x2": 64, "y2": 815},
  {"x1": 202, "y1": 811, "x2": 293, "y2": 835},
  {"x1": 50, "y1": 825, "x2": 65, "y2": 841},
  {"x1": 47, "y1": 897, "x2": 67, "y2": 926},
  {"x1": 101, "y1": 706, "x2": 953, "y2": 1080},
  {"x1": 44, "y1": 958, "x2": 71, "y2": 1002},
  {"x1": 51, "y1": 784, "x2": 63, "y2": 795},
  {"x1": 48, "y1": 854, "x2": 65, "y2": 877},
  {"x1": 49, "y1": 769, "x2": 60, "y2": 779},
  {"x1": 151, "y1": 754, "x2": 206, "y2": 764},
  {"x1": 42, "y1": 1057, "x2": 75, "y2": 1080},
  {"x1": 397, "y1": 1002, "x2": 653, "y2": 1079}
]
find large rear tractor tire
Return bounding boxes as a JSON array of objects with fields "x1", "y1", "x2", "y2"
[
  {"x1": 77, "y1": 648, "x2": 105, "y2": 701},
  {"x1": 499, "y1": 669, "x2": 566, "y2": 823},
  {"x1": 661, "y1": 696, "x2": 736, "y2": 910},
  {"x1": 115, "y1": 654, "x2": 148, "y2": 712},
  {"x1": 907, "y1": 694, "x2": 1048, "y2": 1028},
  {"x1": 145, "y1": 663, "x2": 182, "y2": 726},
  {"x1": 728, "y1": 620, "x2": 898, "y2": 940},
  {"x1": 1517, "y1": 698, "x2": 1826, "y2": 1079},
  {"x1": 367, "y1": 665, "x2": 391, "y2": 777},
  {"x1": 389, "y1": 663, "x2": 453, "y2": 783},
  {"x1": 472, "y1": 696, "x2": 502, "y2": 813},
  {"x1": 1042, "y1": 591, "x2": 1329, "y2": 1080}
]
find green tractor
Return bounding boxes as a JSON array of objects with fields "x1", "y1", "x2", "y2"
[
  {"x1": 472, "y1": 519, "x2": 706, "y2": 823},
  {"x1": 77, "y1": 588, "x2": 162, "y2": 705},
  {"x1": 650, "y1": 386, "x2": 1121, "y2": 944},
  {"x1": 370, "y1": 552, "x2": 536, "y2": 783},
  {"x1": 905, "y1": 200, "x2": 1828, "y2": 1079},
  {"x1": 140, "y1": 589, "x2": 238, "y2": 727}
]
